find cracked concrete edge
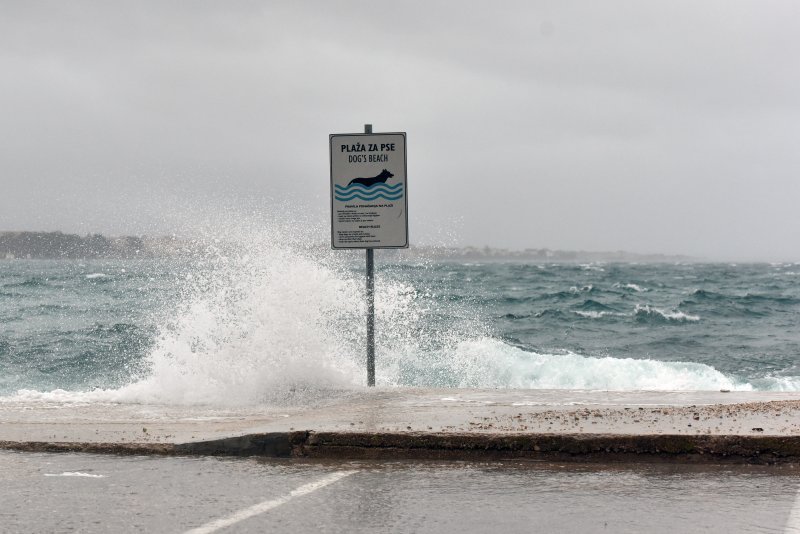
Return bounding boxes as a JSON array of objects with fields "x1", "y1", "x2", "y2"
[
  {"x1": 3, "y1": 432, "x2": 800, "y2": 464},
  {"x1": 299, "y1": 432, "x2": 800, "y2": 464},
  {"x1": 0, "y1": 440, "x2": 177, "y2": 456}
]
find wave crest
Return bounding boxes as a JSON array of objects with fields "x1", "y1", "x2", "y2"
[
  {"x1": 634, "y1": 304, "x2": 699, "y2": 323},
  {"x1": 387, "y1": 338, "x2": 752, "y2": 391}
]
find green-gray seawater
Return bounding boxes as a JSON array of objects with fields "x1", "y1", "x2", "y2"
[{"x1": 1, "y1": 256, "x2": 799, "y2": 403}]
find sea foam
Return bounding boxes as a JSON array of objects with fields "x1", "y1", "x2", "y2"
[{"x1": 384, "y1": 337, "x2": 752, "y2": 391}]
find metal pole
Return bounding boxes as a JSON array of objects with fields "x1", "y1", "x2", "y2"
[
  {"x1": 366, "y1": 248, "x2": 375, "y2": 386},
  {"x1": 364, "y1": 123, "x2": 376, "y2": 386}
]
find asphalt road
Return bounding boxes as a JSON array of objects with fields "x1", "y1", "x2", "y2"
[{"x1": 2, "y1": 451, "x2": 799, "y2": 533}]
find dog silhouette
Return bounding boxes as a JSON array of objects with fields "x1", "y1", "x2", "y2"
[{"x1": 348, "y1": 169, "x2": 394, "y2": 187}]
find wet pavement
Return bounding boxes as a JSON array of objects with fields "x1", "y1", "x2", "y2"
[
  {"x1": 2, "y1": 389, "x2": 800, "y2": 445},
  {"x1": 2, "y1": 450, "x2": 799, "y2": 533},
  {"x1": 3, "y1": 389, "x2": 800, "y2": 463}
]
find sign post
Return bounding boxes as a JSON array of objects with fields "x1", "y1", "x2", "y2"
[{"x1": 330, "y1": 125, "x2": 408, "y2": 386}]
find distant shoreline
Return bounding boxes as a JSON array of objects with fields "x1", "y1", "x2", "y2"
[
  {"x1": 0, "y1": 231, "x2": 187, "y2": 260},
  {"x1": 388, "y1": 246, "x2": 695, "y2": 263},
  {"x1": 0, "y1": 231, "x2": 696, "y2": 262}
]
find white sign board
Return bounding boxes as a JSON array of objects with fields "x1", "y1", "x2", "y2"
[{"x1": 330, "y1": 132, "x2": 408, "y2": 249}]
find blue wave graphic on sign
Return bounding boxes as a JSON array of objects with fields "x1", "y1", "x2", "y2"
[{"x1": 335, "y1": 182, "x2": 404, "y2": 202}]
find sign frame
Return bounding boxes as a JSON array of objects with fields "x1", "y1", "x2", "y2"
[{"x1": 329, "y1": 132, "x2": 408, "y2": 250}]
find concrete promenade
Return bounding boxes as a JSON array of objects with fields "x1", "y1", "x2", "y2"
[{"x1": 2, "y1": 389, "x2": 800, "y2": 463}]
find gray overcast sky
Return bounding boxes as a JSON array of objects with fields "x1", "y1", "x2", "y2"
[{"x1": 1, "y1": 1, "x2": 799, "y2": 260}]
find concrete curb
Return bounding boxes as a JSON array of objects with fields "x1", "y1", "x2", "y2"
[
  {"x1": 0, "y1": 440, "x2": 177, "y2": 456},
  {"x1": 298, "y1": 432, "x2": 800, "y2": 463},
  {"x1": 4, "y1": 432, "x2": 800, "y2": 464}
]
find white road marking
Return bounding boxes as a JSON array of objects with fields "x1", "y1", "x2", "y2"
[
  {"x1": 44, "y1": 472, "x2": 106, "y2": 478},
  {"x1": 185, "y1": 470, "x2": 356, "y2": 534},
  {"x1": 785, "y1": 488, "x2": 800, "y2": 533}
]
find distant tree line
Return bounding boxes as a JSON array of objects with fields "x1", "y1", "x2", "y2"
[
  {"x1": 385, "y1": 245, "x2": 694, "y2": 263},
  {"x1": 0, "y1": 232, "x2": 146, "y2": 259},
  {"x1": 1, "y1": 231, "x2": 694, "y2": 262}
]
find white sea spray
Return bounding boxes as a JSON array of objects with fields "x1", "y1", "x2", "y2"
[{"x1": 2, "y1": 213, "x2": 799, "y2": 403}]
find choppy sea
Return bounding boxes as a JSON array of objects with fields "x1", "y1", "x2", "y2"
[{"x1": 1, "y1": 247, "x2": 799, "y2": 405}]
